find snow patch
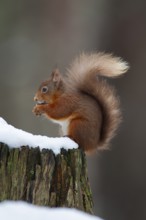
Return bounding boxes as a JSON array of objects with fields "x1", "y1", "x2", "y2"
[
  {"x1": 0, "y1": 117, "x2": 78, "y2": 155},
  {"x1": 0, "y1": 201, "x2": 103, "y2": 220}
]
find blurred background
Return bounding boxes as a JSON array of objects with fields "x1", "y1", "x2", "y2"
[{"x1": 0, "y1": 0, "x2": 146, "y2": 219}]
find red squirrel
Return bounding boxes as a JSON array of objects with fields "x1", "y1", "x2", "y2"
[{"x1": 33, "y1": 52, "x2": 129, "y2": 154}]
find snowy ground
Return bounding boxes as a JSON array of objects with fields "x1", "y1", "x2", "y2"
[
  {"x1": 0, "y1": 201, "x2": 103, "y2": 220},
  {"x1": 0, "y1": 117, "x2": 78, "y2": 154}
]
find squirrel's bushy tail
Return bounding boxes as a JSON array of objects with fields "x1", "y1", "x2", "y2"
[{"x1": 66, "y1": 52, "x2": 129, "y2": 149}]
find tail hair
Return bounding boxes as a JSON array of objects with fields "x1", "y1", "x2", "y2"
[
  {"x1": 66, "y1": 52, "x2": 129, "y2": 149},
  {"x1": 67, "y1": 52, "x2": 129, "y2": 80}
]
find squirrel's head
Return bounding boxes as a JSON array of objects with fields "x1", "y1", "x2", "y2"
[{"x1": 34, "y1": 69, "x2": 64, "y2": 105}]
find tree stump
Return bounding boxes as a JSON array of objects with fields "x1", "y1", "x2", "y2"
[{"x1": 0, "y1": 142, "x2": 93, "y2": 214}]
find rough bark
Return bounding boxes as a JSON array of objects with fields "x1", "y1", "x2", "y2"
[{"x1": 0, "y1": 143, "x2": 93, "y2": 214}]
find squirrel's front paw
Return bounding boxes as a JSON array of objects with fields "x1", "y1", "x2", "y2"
[{"x1": 32, "y1": 105, "x2": 43, "y2": 116}]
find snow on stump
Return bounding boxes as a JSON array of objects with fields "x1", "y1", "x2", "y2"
[{"x1": 0, "y1": 143, "x2": 93, "y2": 214}]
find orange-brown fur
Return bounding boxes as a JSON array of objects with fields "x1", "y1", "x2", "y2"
[{"x1": 33, "y1": 52, "x2": 129, "y2": 153}]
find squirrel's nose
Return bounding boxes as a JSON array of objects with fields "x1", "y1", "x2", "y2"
[{"x1": 34, "y1": 96, "x2": 38, "y2": 101}]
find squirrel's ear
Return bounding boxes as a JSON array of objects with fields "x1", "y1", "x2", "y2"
[{"x1": 51, "y1": 69, "x2": 62, "y2": 87}]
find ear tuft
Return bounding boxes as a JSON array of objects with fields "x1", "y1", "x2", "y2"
[
  {"x1": 51, "y1": 69, "x2": 61, "y2": 83},
  {"x1": 51, "y1": 69, "x2": 63, "y2": 89}
]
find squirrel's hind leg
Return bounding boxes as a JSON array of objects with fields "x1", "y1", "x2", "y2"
[{"x1": 68, "y1": 118, "x2": 98, "y2": 154}]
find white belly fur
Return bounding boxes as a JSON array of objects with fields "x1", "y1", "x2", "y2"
[{"x1": 50, "y1": 119, "x2": 70, "y2": 136}]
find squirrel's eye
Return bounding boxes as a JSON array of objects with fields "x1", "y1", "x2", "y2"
[{"x1": 41, "y1": 86, "x2": 48, "y2": 93}]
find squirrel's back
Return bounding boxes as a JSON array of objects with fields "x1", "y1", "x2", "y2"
[{"x1": 66, "y1": 52, "x2": 129, "y2": 149}]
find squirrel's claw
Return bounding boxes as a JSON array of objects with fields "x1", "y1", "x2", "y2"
[{"x1": 32, "y1": 105, "x2": 42, "y2": 116}]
